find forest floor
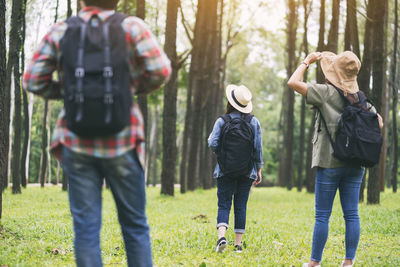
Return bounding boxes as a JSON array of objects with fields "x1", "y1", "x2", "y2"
[{"x1": 0, "y1": 186, "x2": 399, "y2": 266}]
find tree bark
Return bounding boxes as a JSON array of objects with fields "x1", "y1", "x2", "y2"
[
  {"x1": 7, "y1": 0, "x2": 24, "y2": 194},
  {"x1": 367, "y1": 0, "x2": 388, "y2": 204},
  {"x1": 279, "y1": 0, "x2": 297, "y2": 190},
  {"x1": 344, "y1": 0, "x2": 361, "y2": 58},
  {"x1": 20, "y1": 0, "x2": 28, "y2": 188},
  {"x1": 0, "y1": 0, "x2": 7, "y2": 219},
  {"x1": 39, "y1": 100, "x2": 49, "y2": 188},
  {"x1": 297, "y1": 0, "x2": 311, "y2": 192},
  {"x1": 161, "y1": 0, "x2": 179, "y2": 196},
  {"x1": 135, "y1": 0, "x2": 149, "y2": 180},
  {"x1": 67, "y1": 0, "x2": 72, "y2": 18},
  {"x1": 152, "y1": 107, "x2": 160, "y2": 187},
  {"x1": 76, "y1": 0, "x2": 81, "y2": 14},
  {"x1": 390, "y1": 0, "x2": 398, "y2": 193},
  {"x1": 326, "y1": 0, "x2": 340, "y2": 53}
]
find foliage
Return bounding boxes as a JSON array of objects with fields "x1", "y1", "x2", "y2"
[{"x1": 1, "y1": 187, "x2": 399, "y2": 266}]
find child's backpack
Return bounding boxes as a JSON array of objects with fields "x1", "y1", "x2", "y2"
[
  {"x1": 217, "y1": 113, "x2": 255, "y2": 177},
  {"x1": 61, "y1": 13, "x2": 132, "y2": 138},
  {"x1": 319, "y1": 88, "x2": 383, "y2": 167}
]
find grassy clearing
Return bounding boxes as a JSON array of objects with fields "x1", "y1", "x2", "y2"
[{"x1": 0, "y1": 186, "x2": 399, "y2": 266}]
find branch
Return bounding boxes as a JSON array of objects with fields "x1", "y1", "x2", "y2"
[
  {"x1": 179, "y1": 0, "x2": 194, "y2": 45},
  {"x1": 177, "y1": 49, "x2": 192, "y2": 69}
]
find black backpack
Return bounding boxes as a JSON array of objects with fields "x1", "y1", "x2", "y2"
[
  {"x1": 217, "y1": 113, "x2": 255, "y2": 177},
  {"x1": 61, "y1": 13, "x2": 132, "y2": 138},
  {"x1": 318, "y1": 88, "x2": 383, "y2": 167}
]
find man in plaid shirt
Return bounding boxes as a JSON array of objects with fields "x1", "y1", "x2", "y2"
[{"x1": 24, "y1": 0, "x2": 171, "y2": 266}]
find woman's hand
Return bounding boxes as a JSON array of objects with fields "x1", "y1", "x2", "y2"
[
  {"x1": 287, "y1": 51, "x2": 322, "y2": 96},
  {"x1": 253, "y1": 169, "x2": 262, "y2": 186},
  {"x1": 304, "y1": 52, "x2": 322, "y2": 65}
]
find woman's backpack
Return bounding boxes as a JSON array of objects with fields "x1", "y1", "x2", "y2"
[
  {"x1": 217, "y1": 113, "x2": 255, "y2": 177},
  {"x1": 319, "y1": 88, "x2": 383, "y2": 167}
]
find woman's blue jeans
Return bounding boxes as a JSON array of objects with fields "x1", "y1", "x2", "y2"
[
  {"x1": 62, "y1": 147, "x2": 152, "y2": 267},
  {"x1": 311, "y1": 167, "x2": 365, "y2": 262},
  {"x1": 217, "y1": 176, "x2": 253, "y2": 233}
]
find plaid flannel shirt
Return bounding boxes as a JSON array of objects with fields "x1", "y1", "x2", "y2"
[{"x1": 23, "y1": 7, "x2": 171, "y2": 166}]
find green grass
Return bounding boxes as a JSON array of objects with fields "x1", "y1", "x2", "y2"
[{"x1": 1, "y1": 186, "x2": 399, "y2": 266}]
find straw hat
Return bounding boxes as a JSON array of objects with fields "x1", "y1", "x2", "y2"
[
  {"x1": 226, "y1": 84, "x2": 253, "y2": 113},
  {"x1": 320, "y1": 51, "x2": 361, "y2": 94}
]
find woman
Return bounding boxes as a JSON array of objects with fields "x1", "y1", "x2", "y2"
[
  {"x1": 208, "y1": 84, "x2": 263, "y2": 253},
  {"x1": 287, "y1": 51, "x2": 383, "y2": 267}
]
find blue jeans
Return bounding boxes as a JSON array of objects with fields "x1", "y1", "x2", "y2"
[
  {"x1": 311, "y1": 167, "x2": 365, "y2": 262},
  {"x1": 217, "y1": 176, "x2": 253, "y2": 233},
  {"x1": 62, "y1": 147, "x2": 152, "y2": 267}
]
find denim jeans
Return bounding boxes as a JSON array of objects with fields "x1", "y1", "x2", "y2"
[
  {"x1": 62, "y1": 147, "x2": 152, "y2": 267},
  {"x1": 217, "y1": 176, "x2": 253, "y2": 233},
  {"x1": 311, "y1": 167, "x2": 365, "y2": 262}
]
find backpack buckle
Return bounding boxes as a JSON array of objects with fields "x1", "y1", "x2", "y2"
[
  {"x1": 104, "y1": 93, "x2": 113, "y2": 104},
  {"x1": 75, "y1": 93, "x2": 84, "y2": 103},
  {"x1": 103, "y1": 67, "x2": 113, "y2": 78},
  {"x1": 75, "y1": 68, "x2": 85, "y2": 78}
]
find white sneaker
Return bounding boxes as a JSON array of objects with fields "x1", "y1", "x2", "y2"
[
  {"x1": 302, "y1": 264, "x2": 321, "y2": 267},
  {"x1": 215, "y1": 237, "x2": 227, "y2": 253},
  {"x1": 341, "y1": 260, "x2": 354, "y2": 267}
]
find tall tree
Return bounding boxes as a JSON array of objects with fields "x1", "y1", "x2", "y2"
[
  {"x1": 7, "y1": 0, "x2": 24, "y2": 194},
  {"x1": 161, "y1": 0, "x2": 179, "y2": 196},
  {"x1": 390, "y1": 0, "x2": 398, "y2": 193},
  {"x1": 136, "y1": 0, "x2": 150, "y2": 179},
  {"x1": 367, "y1": 0, "x2": 388, "y2": 204},
  {"x1": 67, "y1": 0, "x2": 72, "y2": 18},
  {"x1": 186, "y1": 0, "x2": 219, "y2": 191},
  {"x1": 20, "y1": 0, "x2": 29, "y2": 188},
  {"x1": 297, "y1": 0, "x2": 312, "y2": 192},
  {"x1": 326, "y1": 0, "x2": 340, "y2": 53},
  {"x1": 344, "y1": 0, "x2": 360, "y2": 57},
  {"x1": 358, "y1": 0, "x2": 374, "y2": 202},
  {"x1": 279, "y1": 0, "x2": 298, "y2": 190},
  {"x1": 306, "y1": 0, "x2": 325, "y2": 193},
  {"x1": 39, "y1": 101, "x2": 49, "y2": 187},
  {"x1": 0, "y1": 0, "x2": 7, "y2": 218}
]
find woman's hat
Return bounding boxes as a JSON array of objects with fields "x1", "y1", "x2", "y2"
[
  {"x1": 226, "y1": 84, "x2": 253, "y2": 113},
  {"x1": 320, "y1": 51, "x2": 361, "y2": 94}
]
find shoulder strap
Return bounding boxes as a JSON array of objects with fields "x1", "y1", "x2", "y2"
[
  {"x1": 105, "y1": 12, "x2": 129, "y2": 25},
  {"x1": 219, "y1": 114, "x2": 231, "y2": 123},
  {"x1": 316, "y1": 108, "x2": 335, "y2": 149},
  {"x1": 66, "y1": 15, "x2": 84, "y2": 26},
  {"x1": 242, "y1": 113, "x2": 254, "y2": 123}
]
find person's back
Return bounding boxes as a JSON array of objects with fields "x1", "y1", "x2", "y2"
[{"x1": 24, "y1": 1, "x2": 171, "y2": 266}]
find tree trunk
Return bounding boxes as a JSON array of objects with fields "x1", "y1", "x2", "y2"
[
  {"x1": 367, "y1": 0, "x2": 388, "y2": 204},
  {"x1": 390, "y1": 0, "x2": 398, "y2": 193},
  {"x1": 305, "y1": 112, "x2": 316, "y2": 193},
  {"x1": 67, "y1": 0, "x2": 72, "y2": 18},
  {"x1": 76, "y1": 0, "x2": 81, "y2": 14},
  {"x1": 7, "y1": 0, "x2": 24, "y2": 194},
  {"x1": 135, "y1": 0, "x2": 149, "y2": 181},
  {"x1": 358, "y1": 0, "x2": 374, "y2": 202},
  {"x1": 0, "y1": 0, "x2": 7, "y2": 219},
  {"x1": 297, "y1": 0, "x2": 311, "y2": 192},
  {"x1": 305, "y1": 0, "x2": 325, "y2": 193},
  {"x1": 152, "y1": 107, "x2": 160, "y2": 187},
  {"x1": 39, "y1": 100, "x2": 49, "y2": 188},
  {"x1": 326, "y1": 0, "x2": 340, "y2": 53},
  {"x1": 279, "y1": 0, "x2": 297, "y2": 190},
  {"x1": 62, "y1": 171, "x2": 68, "y2": 191},
  {"x1": 161, "y1": 0, "x2": 179, "y2": 196},
  {"x1": 344, "y1": 0, "x2": 360, "y2": 58},
  {"x1": 20, "y1": 0, "x2": 28, "y2": 188}
]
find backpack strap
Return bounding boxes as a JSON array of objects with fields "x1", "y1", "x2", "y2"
[
  {"x1": 316, "y1": 108, "x2": 335, "y2": 149},
  {"x1": 219, "y1": 114, "x2": 232, "y2": 123},
  {"x1": 241, "y1": 113, "x2": 254, "y2": 123},
  {"x1": 74, "y1": 18, "x2": 88, "y2": 123}
]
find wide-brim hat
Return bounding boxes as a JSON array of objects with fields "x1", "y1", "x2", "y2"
[
  {"x1": 226, "y1": 84, "x2": 253, "y2": 113},
  {"x1": 320, "y1": 51, "x2": 361, "y2": 94}
]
